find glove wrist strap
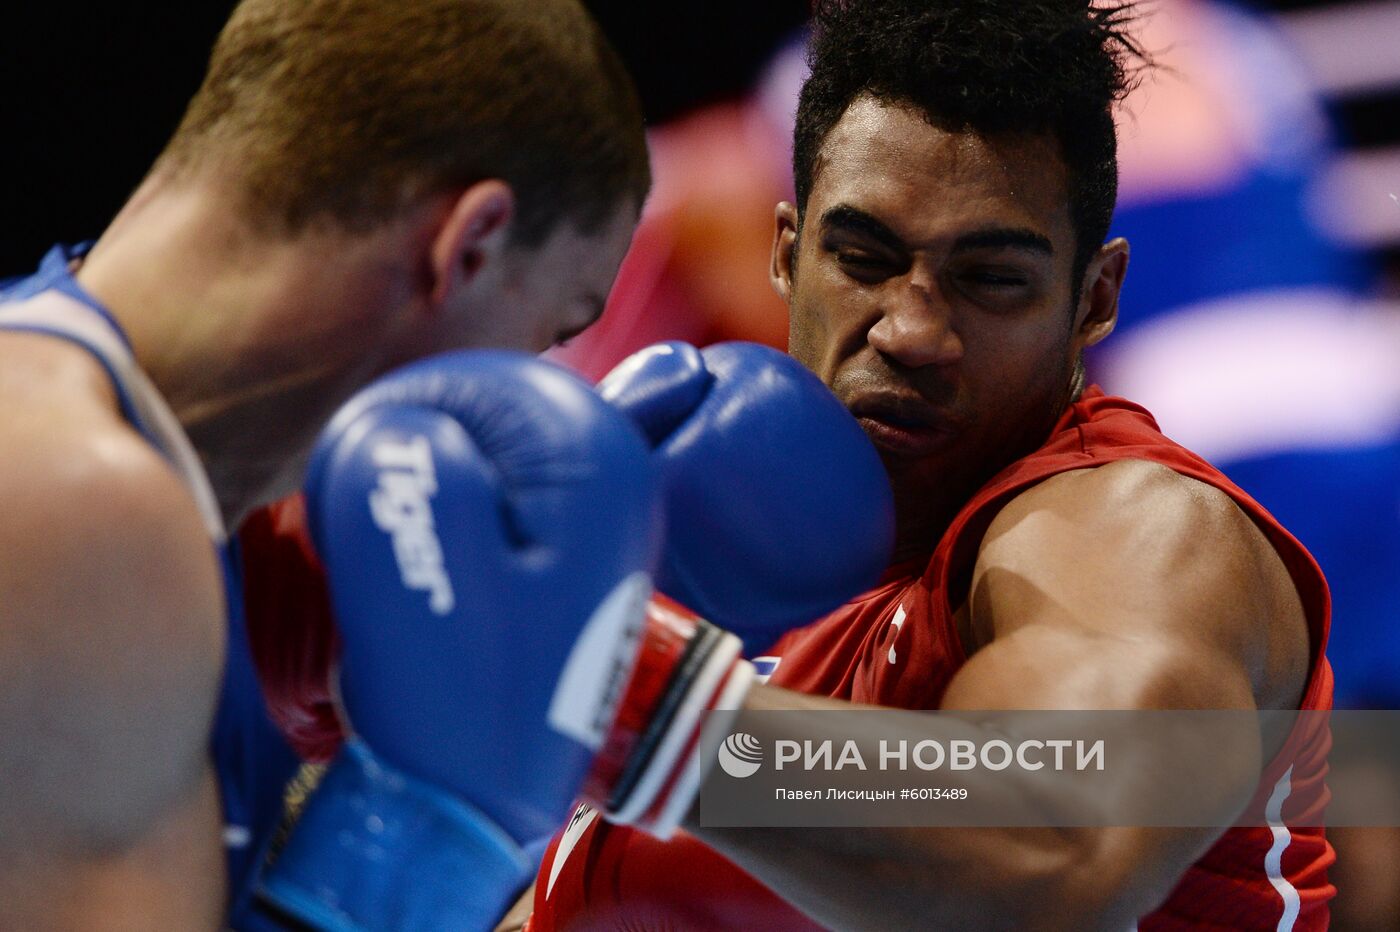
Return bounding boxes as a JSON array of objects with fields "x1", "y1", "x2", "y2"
[{"x1": 259, "y1": 740, "x2": 532, "y2": 931}]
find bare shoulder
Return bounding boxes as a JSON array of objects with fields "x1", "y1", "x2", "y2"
[
  {"x1": 972, "y1": 459, "x2": 1310, "y2": 709},
  {"x1": 984, "y1": 459, "x2": 1279, "y2": 577},
  {"x1": 995, "y1": 459, "x2": 1244, "y2": 534},
  {"x1": 0, "y1": 357, "x2": 223, "y2": 625},
  {"x1": 0, "y1": 334, "x2": 225, "y2": 852},
  {"x1": 975, "y1": 460, "x2": 1268, "y2": 617}
]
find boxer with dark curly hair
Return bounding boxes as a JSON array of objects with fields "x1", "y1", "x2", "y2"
[{"x1": 526, "y1": 3, "x2": 1334, "y2": 929}]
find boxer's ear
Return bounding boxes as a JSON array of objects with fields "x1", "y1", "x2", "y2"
[
  {"x1": 1073, "y1": 236, "x2": 1128, "y2": 351},
  {"x1": 770, "y1": 201, "x2": 800, "y2": 304},
  {"x1": 428, "y1": 180, "x2": 515, "y2": 307}
]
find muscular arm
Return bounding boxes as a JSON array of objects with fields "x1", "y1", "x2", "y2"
[
  {"x1": 0, "y1": 407, "x2": 228, "y2": 928},
  {"x1": 689, "y1": 460, "x2": 1312, "y2": 931}
]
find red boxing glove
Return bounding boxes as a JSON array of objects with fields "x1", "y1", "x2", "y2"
[
  {"x1": 576, "y1": 594, "x2": 755, "y2": 839},
  {"x1": 239, "y1": 494, "x2": 345, "y2": 762}
]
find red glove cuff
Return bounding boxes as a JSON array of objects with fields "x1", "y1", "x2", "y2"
[{"x1": 582, "y1": 594, "x2": 753, "y2": 837}]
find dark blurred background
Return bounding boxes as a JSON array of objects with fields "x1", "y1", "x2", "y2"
[
  {"x1": 0, "y1": 1, "x2": 808, "y2": 275},
  {"x1": 4, "y1": 2, "x2": 1396, "y2": 281}
]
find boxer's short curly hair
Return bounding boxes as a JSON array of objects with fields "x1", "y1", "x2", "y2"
[
  {"x1": 795, "y1": 0, "x2": 1146, "y2": 282},
  {"x1": 160, "y1": 0, "x2": 648, "y2": 246}
]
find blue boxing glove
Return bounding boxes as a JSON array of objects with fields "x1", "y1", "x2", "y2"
[
  {"x1": 598, "y1": 341, "x2": 895, "y2": 652},
  {"x1": 257, "y1": 352, "x2": 662, "y2": 931},
  {"x1": 561, "y1": 342, "x2": 893, "y2": 841}
]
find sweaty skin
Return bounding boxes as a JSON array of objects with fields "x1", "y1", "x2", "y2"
[{"x1": 677, "y1": 96, "x2": 1312, "y2": 931}]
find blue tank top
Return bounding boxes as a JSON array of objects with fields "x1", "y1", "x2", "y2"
[{"x1": 0, "y1": 245, "x2": 301, "y2": 927}]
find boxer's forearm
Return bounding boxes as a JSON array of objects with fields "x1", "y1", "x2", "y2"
[
  {"x1": 688, "y1": 823, "x2": 1111, "y2": 932},
  {"x1": 687, "y1": 687, "x2": 1103, "y2": 930},
  {"x1": 685, "y1": 685, "x2": 1194, "y2": 932}
]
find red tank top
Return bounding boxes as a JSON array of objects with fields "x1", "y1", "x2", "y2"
[{"x1": 530, "y1": 387, "x2": 1334, "y2": 931}]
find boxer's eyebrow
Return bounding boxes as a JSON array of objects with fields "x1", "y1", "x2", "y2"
[
  {"x1": 820, "y1": 205, "x2": 905, "y2": 253},
  {"x1": 951, "y1": 228, "x2": 1054, "y2": 256},
  {"x1": 820, "y1": 206, "x2": 1053, "y2": 258}
]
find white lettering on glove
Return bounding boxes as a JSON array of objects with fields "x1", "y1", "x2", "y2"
[{"x1": 368, "y1": 435, "x2": 455, "y2": 615}]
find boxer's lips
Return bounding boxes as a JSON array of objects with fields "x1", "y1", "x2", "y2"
[{"x1": 849, "y1": 397, "x2": 961, "y2": 456}]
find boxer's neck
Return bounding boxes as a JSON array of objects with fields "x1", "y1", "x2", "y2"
[{"x1": 77, "y1": 173, "x2": 431, "y2": 527}]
